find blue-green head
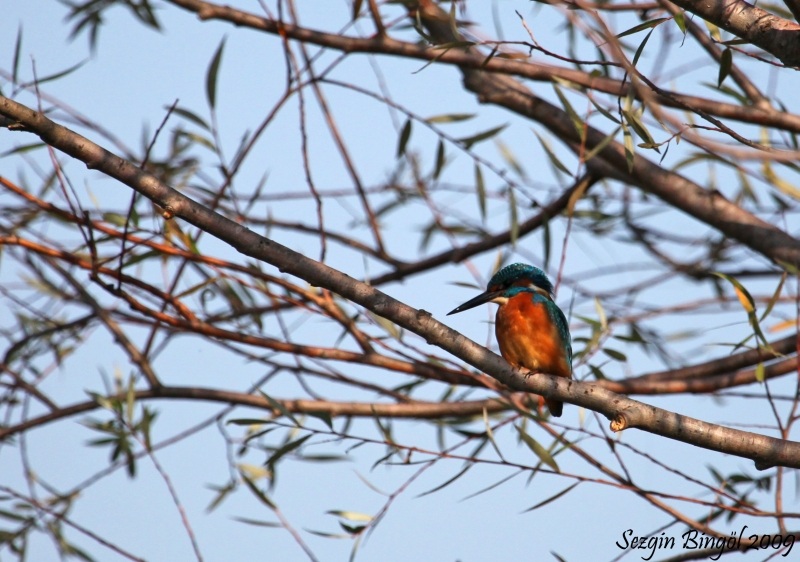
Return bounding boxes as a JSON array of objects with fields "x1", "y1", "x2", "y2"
[{"x1": 447, "y1": 263, "x2": 554, "y2": 315}]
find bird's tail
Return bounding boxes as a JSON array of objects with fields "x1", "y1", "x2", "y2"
[{"x1": 537, "y1": 395, "x2": 563, "y2": 417}]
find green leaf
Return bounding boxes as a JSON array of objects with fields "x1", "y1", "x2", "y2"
[
  {"x1": 616, "y1": 17, "x2": 669, "y2": 38},
  {"x1": 417, "y1": 464, "x2": 473, "y2": 497},
  {"x1": 483, "y1": 408, "x2": 505, "y2": 460},
  {"x1": 622, "y1": 109, "x2": 657, "y2": 149},
  {"x1": 227, "y1": 418, "x2": 269, "y2": 426},
  {"x1": 457, "y1": 124, "x2": 507, "y2": 149},
  {"x1": 425, "y1": 113, "x2": 475, "y2": 123},
  {"x1": 259, "y1": 390, "x2": 300, "y2": 426},
  {"x1": 673, "y1": 11, "x2": 686, "y2": 34},
  {"x1": 632, "y1": 29, "x2": 654, "y2": 67},
  {"x1": 475, "y1": 163, "x2": 486, "y2": 221},
  {"x1": 233, "y1": 517, "x2": 281, "y2": 528},
  {"x1": 603, "y1": 348, "x2": 627, "y2": 362},
  {"x1": 367, "y1": 310, "x2": 402, "y2": 340},
  {"x1": 508, "y1": 187, "x2": 519, "y2": 246},
  {"x1": 326, "y1": 510, "x2": 373, "y2": 522},
  {"x1": 171, "y1": 106, "x2": 211, "y2": 131},
  {"x1": 265, "y1": 434, "x2": 312, "y2": 470},
  {"x1": 622, "y1": 122, "x2": 635, "y2": 172},
  {"x1": 433, "y1": 139, "x2": 446, "y2": 179},
  {"x1": 496, "y1": 139, "x2": 526, "y2": 178},
  {"x1": 718, "y1": 48, "x2": 732, "y2": 87},
  {"x1": 0, "y1": 142, "x2": 45, "y2": 158},
  {"x1": 584, "y1": 126, "x2": 620, "y2": 163},
  {"x1": 760, "y1": 272, "x2": 786, "y2": 322},
  {"x1": 535, "y1": 131, "x2": 571, "y2": 176},
  {"x1": 397, "y1": 118, "x2": 412, "y2": 157},
  {"x1": 240, "y1": 474, "x2": 276, "y2": 509},
  {"x1": 755, "y1": 362, "x2": 765, "y2": 383},
  {"x1": 12, "y1": 25, "x2": 22, "y2": 84},
  {"x1": 24, "y1": 59, "x2": 87, "y2": 87},
  {"x1": 515, "y1": 425, "x2": 559, "y2": 472},
  {"x1": 206, "y1": 38, "x2": 226, "y2": 109},
  {"x1": 714, "y1": 272, "x2": 755, "y2": 313},
  {"x1": 523, "y1": 482, "x2": 579, "y2": 512},
  {"x1": 593, "y1": 296, "x2": 608, "y2": 331},
  {"x1": 552, "y1": 83, "x2": 584, "y2": 138},
  {"x1": 713, "y1": 272, "x2": 770, "y2": 348}
]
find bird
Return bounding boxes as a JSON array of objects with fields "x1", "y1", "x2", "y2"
[{"x1": 447, "y1": 263, "x2": 572, "y2": 417}]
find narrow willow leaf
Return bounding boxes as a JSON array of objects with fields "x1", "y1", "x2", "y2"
[
  {"x1": 496, "y1": 139, "x2": 526, "y2": 177},
  {"x1": 0, "y1": 142, "x2": 45, "y2": 158},
  {"x1": 673, "y1": 11, "x2": 686, "y2": 33},
  {"x1": 12, "y1": 25, "x2": 22, "y2": 84},
  {"x1": 705, "y1": 20, "x2": 721, "y2": 41},
  {"x1": 755, "y1": 362, "x2": 765, "y2": 383},
  {"x1": 583, "y1": 126, "x2": 620, "y2": 163},
  {"x1": 425, "y1": 113, "x2": 475, "y2": 123},
  {"x1": 522, "y1": 482, "x2": 579, "y2": 512},
  {"x1": 458, "y1": 124, "x2": 507, "y2": 149},
  {"x1": 508, "y1": 187, "x2": 519, "y2": 247},
  {"x1": 475, "y1": 163, "x2": 486, "y2": 221},
  {"x1": 259, "y1": 390, "x2": 300, "y2": 426},
  {"x1": 632, "y1": 29, "x2": 654, "y2": 67},
  {"x1": 589, "y1": 97, "x2": 621, "y2": 124},
  {"x1": 763, "y1": 161, "x2": 800, "y2": 200},
  {"x1": 718, "y1": 48, "x2": 732, "y2": 87},
  {"x1": 622, "y1": 122, "x2": 635, "y2": 172},
  {"x1": 542, "y1": 217, "x2": 551, "y2": 271},
  {"x1": 265, "y1": 434, "x2": 312, "y2": 469},
  {"x1": 515, "y1": 425, "x2": 559, "y2": 472},
  {"x1": 603, "y1": 348, "x2": 627, "y2": 362},
  {"x1": 552, "y1": 83, "x2": 584, "y2": 138},
  {"x1": 417, "y1": 465, "x2": 474, "y2": 497},
  {"x1": 616, "y1": 17, "x2": 669, "y2": 39},
  {"x1": 622, "y1": 109, "x2": 656, "y2": 147},
  {"x1": 714, "y1": 272, "x2": 755, "y2": 313},
  {"x1": 172, "y1": 106, "x2": 210, "y2": 131},
  {"x1": 367, "y1": 310, "x2": 402, "y2": 340},
  {"x1": 713, "y1": 272, "x2": 770, "y2": 348},
  {"x1": 240, "y1": 474, "x2": 276, "y2": 509},
  {"x1": 327, "y1": 510, "x2": 373, "y2": 522},
  {"x1": 233, "y1": 517, "x2": 280, "y2": 528},
  {"x1": 24, "y1": 59, "x2": 87, "y2": 87},
  {"x1": 594, "y1": 296, "x2": 608, "y2": 331},
  {"x1": 760, "y1": 272, "x2": 787, "y2": 322},
  {"x1": 433, "y1": 139, "x2": 446, "y2": 179},
  {"x1": 206, "y1": 38, "x2": 226, "y2": 109},
  {"x1": 535, "y1": 131, "x2": 571, "y2": 175},
  {"x1": 396, "y1": 118, "x2": 412, "y2": 157},
  {"x1": 483, "y1": 408, "x2": 504, "y2": 460}
]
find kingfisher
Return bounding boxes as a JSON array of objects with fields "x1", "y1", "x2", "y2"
[{"x1": 447, "y1": 263, "x2": 572, "y2": 417}]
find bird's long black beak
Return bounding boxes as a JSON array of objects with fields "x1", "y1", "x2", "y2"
[{"x1": 447, "y1": 289, "x2": 503, "y2": 315}]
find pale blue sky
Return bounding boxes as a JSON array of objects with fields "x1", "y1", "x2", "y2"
[{"x1": 1, "y1": 1, "x2": 798, "y2": 561}]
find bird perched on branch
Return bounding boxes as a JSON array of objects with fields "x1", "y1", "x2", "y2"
[{"x1": 448, "y1": 263, "x2": 572, "y2": 417}]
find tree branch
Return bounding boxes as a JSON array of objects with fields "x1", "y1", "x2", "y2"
[{"x1": 667, "y1": 0, "x2": 800, "y2": 67}]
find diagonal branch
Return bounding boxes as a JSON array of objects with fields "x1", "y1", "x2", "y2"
[{"x1": 667, "y1": 0, "x2": 800, "y2": 67}]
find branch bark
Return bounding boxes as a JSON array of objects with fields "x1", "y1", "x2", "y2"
[{"x1": 667, "y1": 0, "x2": 800, "y2": 66}]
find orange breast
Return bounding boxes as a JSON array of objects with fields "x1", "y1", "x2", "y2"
[{"x1": 494, "y1": 293, "x2": 571, "y2": 379}]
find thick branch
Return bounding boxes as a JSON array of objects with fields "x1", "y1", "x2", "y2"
[
  {"x1": 2, "y1": 95, "x2": 799, "y2": 469},
  {"x1": 668, "y1": 0, "x2": 800, "y2": 66}
]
